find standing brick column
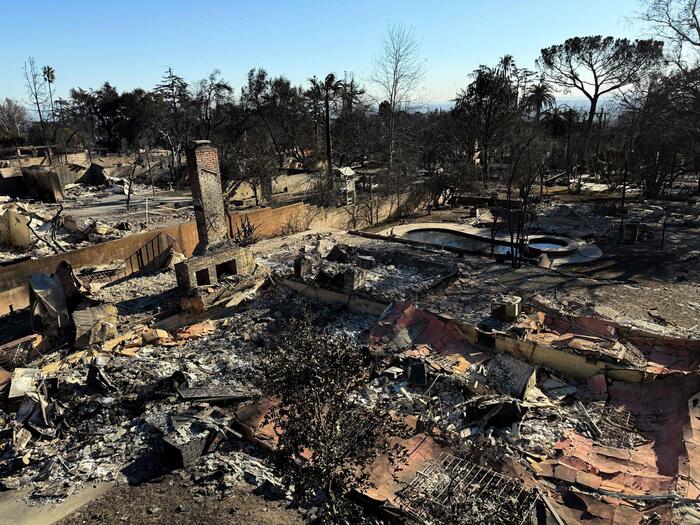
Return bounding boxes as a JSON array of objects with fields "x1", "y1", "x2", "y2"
[{"x1": 187, "y1": 140, "x2": 229, "y2": 253}]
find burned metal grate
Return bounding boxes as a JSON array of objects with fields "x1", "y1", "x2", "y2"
[
  {"x1": 80, "y1": 233, "x2": 179, "y2": 286},
  {"x1": 0, "y1": 336, "x2": 45, "y2": 371},
  {"x1": 593, "y1": 403, "x2": 647, "y2": 449},
  {"x1": 398, "y1": 452, "x2": 536, "y2": 525}
]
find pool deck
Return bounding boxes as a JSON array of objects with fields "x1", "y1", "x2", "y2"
[{"x1": 378, "y1": 222, "x2": 602, "y2": 267}]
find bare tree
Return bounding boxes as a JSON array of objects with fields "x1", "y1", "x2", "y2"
[
  {"x1": 370, "y1": 22, "x2": 426, "y2": 168},
  {"x1": 231, "y1": 127, "x2": 278, "y2": 207},
  {"x1": 504, "y1": 130, "x2": 551, "y2": 268},
  {"x1": 636, "y1": 0, "x2": 700, "y2": 193},
  {"x1": 125, "y1": 159, "x2": 138, "y2": 214},
  {"x1": 23, "y1": 57, "x2": 52, "y2": 165},
  {"x1": 639, "y1": 0, "x2": 700, "y2": 66}
]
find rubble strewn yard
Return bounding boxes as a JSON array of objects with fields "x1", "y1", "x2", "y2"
[
  {"x1": 1, "y1": 139, "x2": 699, "y2": 525},
  {"x1": 3, "y1": 4, "x2": 700, "y2": 519}
]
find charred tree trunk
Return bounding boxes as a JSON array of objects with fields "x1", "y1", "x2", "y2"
[{"x1": 325, "y1": 89, "x2": 333, "y2": 179}]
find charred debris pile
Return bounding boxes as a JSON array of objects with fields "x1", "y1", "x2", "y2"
[
  {"x1": 1, "y1": 231, "x2": 698, "y2": 524},
  {"x1": 0, "y1": 142, "x2": 699, "y2": 525}
]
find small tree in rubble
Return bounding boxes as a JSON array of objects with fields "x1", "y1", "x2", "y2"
[{"x1": 258, "y1": 311, "x2": 408, "y2": 523}]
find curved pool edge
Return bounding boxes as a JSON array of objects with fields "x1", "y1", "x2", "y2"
[{"x1": 379, "y1": 222, "x2": 602, "y2": 266}]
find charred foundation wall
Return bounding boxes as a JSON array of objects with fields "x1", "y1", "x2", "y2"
[
  {"x1": 0, "y1": 193, "x2": 404, "y2": 315},
  {"x1": 0, "y1": 203, "x2": 308, "y2": 315}
]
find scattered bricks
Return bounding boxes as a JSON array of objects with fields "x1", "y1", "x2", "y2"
[
  {"x1": 343, "y1": 267, "x2": 366, "y2": 294},
  {"x1": 357, "y1": 255, "x2": 376, "y2": 269}
]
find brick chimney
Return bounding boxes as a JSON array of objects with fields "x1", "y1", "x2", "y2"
[{"x1": 186, "y1": 140, "x2": 228, "y2": 253}]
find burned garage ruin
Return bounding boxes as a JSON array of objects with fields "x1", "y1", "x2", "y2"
[{"x1": 1, "y1": 2, "x2": 700, "y2": 524}]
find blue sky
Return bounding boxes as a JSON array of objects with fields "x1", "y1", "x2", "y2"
[{"x1": 0, "y1": 0, "x2": 642, "y2": 105}]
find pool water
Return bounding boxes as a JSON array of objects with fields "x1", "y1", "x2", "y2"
[
  {"x1": 403, "y1": 230, "x2": 485, "y2": 250},
  {"x1": 402, "y1": 229, "x2": 575, "y2": 259},
  {"x1": 528, "y1": 242, "x2": 565, "y2": 250}
]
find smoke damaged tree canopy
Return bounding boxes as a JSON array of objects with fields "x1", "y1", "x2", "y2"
[
  {"x1": 8, "y1": 5, "x2": 698, "y2": 203},
  {"x1": 453, "y1": 66, "x2": 518, "y2": 174},
  {"x1": 0, "y1": 98, "x2": 28, "y2": 146},
  {"x1": 241, "y1": 67, "x2": 314, "y2": 168}
]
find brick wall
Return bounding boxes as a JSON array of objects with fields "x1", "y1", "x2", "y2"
[{"x1": 229, "y1": 202, "x2": 308, "y2": 238}]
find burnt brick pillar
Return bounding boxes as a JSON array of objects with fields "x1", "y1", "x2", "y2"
[{"x1": 187, "y1": 140, "x2": 228, "y2": 253}]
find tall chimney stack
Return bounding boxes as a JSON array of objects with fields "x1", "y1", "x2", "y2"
[{"x1": 186, "y1": 140, "x2": 228, "y2": 253}]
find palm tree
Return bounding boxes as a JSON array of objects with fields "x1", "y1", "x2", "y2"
[
  {"x1": 541, "y1": 104, "x2": 582, "y2": 179},
  {"x1": 524, "y1": 80, "x2": 555, "y2": 123},
  {"x1": 541, "y1": 104, "x2": 569, "y2": 136},
  {"x1": 42, "y1": 65, "x2": 56, "y2": 122},
  {"x1": 497, "y1": 54, "x2": 517, "y2": 79}
]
